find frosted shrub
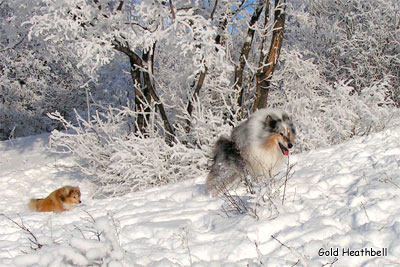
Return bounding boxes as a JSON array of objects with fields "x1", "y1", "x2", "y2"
[
  {"x1": 287, "y1": 0, "x2": 400, "y2": 101},
  {"x1": 218, "y1": 157, "x2": 296, "y2": 220},
  {"x1": 49, "y1": 104, "x2": 208, "y2": 198},
  {"x1": 264, "y1": 0, "x2": 399, "y2": 150},
  {"x1": 174, "y1": 90, "x2": 239, "y2": 150},
  {"x1": 12, "y1": 214, "x2": 130, "y2": 266},
  {"x1": 269, "y1": 49, "x2": 395, "y2": 151}
]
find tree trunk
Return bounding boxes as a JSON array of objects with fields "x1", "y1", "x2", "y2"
[
  {"x1": 253, "y1": 0, "x2": 286, "y2": 111},
  {"x1": 185, "y1": 67, "x2": 208, "y2": 132},
  {"x1": 113, "y1": 40, "x2": 175, "y2": 144},
  {"x1": 113, "y1": 40, "x2": 151, "y2": 135},
  {"x1": 236, "y1": 0, "x2": 265, "y2": 107}
]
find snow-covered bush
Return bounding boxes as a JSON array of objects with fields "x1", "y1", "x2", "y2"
[
  {"x1": 268, "y1": 49, "x2": 394, "y2": 151},
  {"x1": 49, "y1": 103, "x2": 213, "y2": 198},
  {"x1": 12, "y1": 214, "x2": 130, "y2": 266},
  {"x1": 218, "y1": 157, "x2": 296, "y2": 220},
  {"x1": 265, "y1": 0, "x2": 399, "y2": 150},
  {"x1": 286, "y1": 0, "x2": 400, "y2": 94}
]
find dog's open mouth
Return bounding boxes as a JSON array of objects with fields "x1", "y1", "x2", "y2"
[{"x1": 279, "y1": 143, "x2": 289, "y2": 156}]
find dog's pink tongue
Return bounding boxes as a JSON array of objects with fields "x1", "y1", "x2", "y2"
[{"x1": 283, "y1": 149, "x2": 289, "y2": 156}]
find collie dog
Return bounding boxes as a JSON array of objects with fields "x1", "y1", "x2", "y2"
[
  {"x1": 28, "y1": 186, "x2": 81, "y2": 213},
  {"x1": 205, "y1": 108, "x2": 296, "y2": 196}
]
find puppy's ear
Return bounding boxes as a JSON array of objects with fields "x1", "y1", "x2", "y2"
[{"x1": 63, "y1": 186, "x2": 73, "y2": 196}]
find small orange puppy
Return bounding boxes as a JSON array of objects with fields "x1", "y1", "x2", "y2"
[{"x1": 28, "y1": 186, "x2": 81, "y2": 213}]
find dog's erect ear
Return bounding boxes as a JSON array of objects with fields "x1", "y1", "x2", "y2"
[
  {"x1": 265, "y1": 115, "x2": 272, "y2": 127},
  {"x1": 266, "y1": 115, "x2": 278, "y2": 130}
]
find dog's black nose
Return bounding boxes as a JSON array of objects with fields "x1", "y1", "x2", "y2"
[
  {"x1": 288, "y1": 143, "x2": 293, "y2": 149},
  {"x1": 79, "y1": 200, "x2": 81, "y2": 203}
]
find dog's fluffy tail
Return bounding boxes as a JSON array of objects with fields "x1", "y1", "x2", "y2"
[
  {"x1": 206, "y1": 136, "x2": 240, "y2": 196},
  {"x1": 28, "y1": 199, "x2": 38, "y2": 211}
]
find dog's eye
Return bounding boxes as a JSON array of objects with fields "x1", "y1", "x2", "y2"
[{"x1": 280, "y1": 132, "x2": 284, "y2": 136}]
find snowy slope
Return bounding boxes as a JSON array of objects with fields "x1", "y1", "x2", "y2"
[{"x1": 1, "y1": 128, "x2": 400, "y2": 266}]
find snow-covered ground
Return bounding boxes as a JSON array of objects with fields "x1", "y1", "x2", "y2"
[{"x1": 1, "y1": 127, "x2": 400, "y2": 266}]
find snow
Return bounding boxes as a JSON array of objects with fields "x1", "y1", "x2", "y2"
[{"x1": 1, "y1": 127, "x2": 400, "y2": 266}]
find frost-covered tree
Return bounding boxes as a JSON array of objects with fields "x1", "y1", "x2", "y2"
[
  {"x1": 0, "y1": 0, "x2": 89, "y2": 140},
  {"x1": 29, "y1": 0, "x2": 287, "y2": 132},
  {"x1": 267, "y1": 0, "x2": 399, "y2": 150},
  {"x1": 291, "y1": 0, "x2": 400, "y2": 103}
]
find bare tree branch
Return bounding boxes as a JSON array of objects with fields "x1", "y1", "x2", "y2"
[
  {"x1": 210, "y1": 0, "x2": 218, "y2": 20},
  {"x1": 116, "y1": 0, "x2": 124, "y2": 11},
  {"x1": 187, "y1": 68, "x2": 208, "y2": 116},
  {"x1": 169, "y1": 0, "x2": 176, "y2": 19}
]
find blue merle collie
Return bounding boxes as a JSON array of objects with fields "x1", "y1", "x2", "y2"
[{"x1": 205, "y1": 108, "x2": 296, "y2": 196}]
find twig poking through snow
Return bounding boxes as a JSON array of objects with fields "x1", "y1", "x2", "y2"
[
  {"x1": 1, "y1": 214, "x2": 43, "y2": 250},
  {"x1": 379, "y1": 173, "x2": 400, "y2": 190},
  {"x1": 321, "y1": 257, "x2": 338, "y2": 267},
  {"x1": 271, "y1": 235, "x2": 308, "y2": 267},
  {"x1": 282, "y1": 157, "x2": 296, "y2": 205},
  {"x1": 271, "y1": 235, "x2": 290, "y2": 250},
  {"x1": 360, "y1": 202, "x2": 370, "y2": 223},
  {"x1": 83, "y1": 210, "x2": 102, "y2": 241},
  {"x1": 181, "y1": 227, "x2": 193, "y2": 266}
]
